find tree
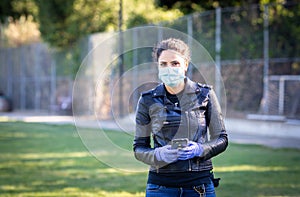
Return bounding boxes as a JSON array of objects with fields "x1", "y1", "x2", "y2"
[
  {"x1": 0, "y1": 0, "x2": 37, "y2": 23},
  {"x1": 125, "y1": 0, "x2": 182, "y2": 28},
  {"x1": 1, "y1": 0, "x2": 182, "y2": 48},
  {"x1": 154, "y1": 0, "x2": 260, "y2": 14},
  {"x1": 34, "y1": 0, "x2": 77, "y2": 48},
  {"x1": 0, "y1": 0, "x2": 39, "y2": 47}
]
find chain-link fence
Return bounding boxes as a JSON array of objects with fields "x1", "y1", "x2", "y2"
[
  {"x1": 1, "y1": 3, "x2": 299, "y2": 119},
  {"x1": 156, "y1": 3, "x2": 300, "y2": 119},
  {"x1": 0, "y1": 43, "x2": 73, "y2": 114}
]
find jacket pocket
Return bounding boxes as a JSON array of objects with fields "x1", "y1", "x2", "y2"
[
  {"x1": 189, "y1": 106, "x2": 207, "y2": 141},
  {"x1": 160, "y1": 116, "x2": 183, "y2": 143},
  {"x1": 190, "y1": 103, "x2": 206, "y2": 125}
]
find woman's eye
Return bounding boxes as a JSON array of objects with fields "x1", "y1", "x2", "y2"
[
  {"x1": 171, "y1": 61, "x2": 180, "y2": 67},
  {"x1": 159, "y1": 62, "x2": 167, "y2": 67}
]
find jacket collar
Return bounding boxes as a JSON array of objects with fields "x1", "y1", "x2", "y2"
[{"x1": 152, "y1": 77, "x2": 200, "y2": 97}]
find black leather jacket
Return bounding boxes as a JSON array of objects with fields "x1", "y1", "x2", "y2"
[{"x1": 133, "y1": 78, "x2": 228, "y2": 173}]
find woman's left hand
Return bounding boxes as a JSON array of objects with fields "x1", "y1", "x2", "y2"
[{"x1": 177, "y1": 141, "x2": 203, "y2": 160}]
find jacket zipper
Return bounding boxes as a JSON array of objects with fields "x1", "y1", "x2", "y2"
[
  {"x1": 186, "y1": 111, "x2": 192, "y2": 171},
  {"x1": 163, "y1": 120, "x2": 181, "y2": 125}
]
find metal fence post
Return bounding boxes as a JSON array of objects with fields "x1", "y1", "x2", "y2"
[
  {"x1": 262, "y1": 4, "x2": 270, "y2": 114},
  {"x1": 118, "y1": 0, "x2": 124, "y2": 117},
  {"x1": 278, "y1": 76, "x2": 285, "y2": 115},
  {"x1": 20, "y1": 48, "x2": 25, "y2": 110},
  {"x1": 132, "y1": 28, "x2": 139, "y2": 112},
  {"x1": 6, "y1": 49, "x2": 13, "y2": 99},
  {"x1": 187, "y1": 14, "x2": 193, "y2": 78},
  {"x1": 34, "y1": 44, "x2": 41, "y2": 111},
  {"x1": 215, "y1": 7, "x2": 222, "y2": 102},
  {"x1": 50, "y1": 53, "x2": 56, "y2": 113}
]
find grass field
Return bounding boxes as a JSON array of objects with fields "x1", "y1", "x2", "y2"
[{"x1": 0, "y1": 121, "x2": 299, "y2": 197}]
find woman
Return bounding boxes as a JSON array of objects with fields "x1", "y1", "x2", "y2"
[{"x1": 133, "y1": 38, "x2": 228, "y2": 197}]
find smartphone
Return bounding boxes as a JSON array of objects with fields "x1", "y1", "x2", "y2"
[{"x1": 171, "y1": 138, "x2": 188, "y2": 149}]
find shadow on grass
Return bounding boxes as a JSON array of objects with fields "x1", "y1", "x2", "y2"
[
  {"x1": 0, "y1": 122, "x2": 147, "y2": 196},
  {"x1": 0, "y1": 122, "x2": 300, "y2": 196},
  {"x1": 214, "y1": 143, "x2": 300, "y2": 197}
]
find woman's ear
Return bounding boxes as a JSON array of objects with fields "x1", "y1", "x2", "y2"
[{"x1": 184, "y1": 61, "x2": 189, "y2": 72}]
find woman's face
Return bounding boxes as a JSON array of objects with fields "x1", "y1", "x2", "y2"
[{"x1": 158, "y1": 50, "x2": 188, "y2": 72}]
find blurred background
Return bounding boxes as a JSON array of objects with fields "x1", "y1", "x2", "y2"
[{"x1": 0, "y1": 0, "x2": 299, "y2": 121}]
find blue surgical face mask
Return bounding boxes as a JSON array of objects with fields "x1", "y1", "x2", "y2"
[{"x1": 158, "y1": 66, "x2": 185, "y2": 87}]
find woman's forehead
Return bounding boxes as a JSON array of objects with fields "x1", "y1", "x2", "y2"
[{"x1": 158, "y1": 50, "x2": 185, "y2": 61}]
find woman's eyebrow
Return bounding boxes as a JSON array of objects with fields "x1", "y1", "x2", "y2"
[{"x1": 159, "y1": 60, "x2": 180, "y2": 63}]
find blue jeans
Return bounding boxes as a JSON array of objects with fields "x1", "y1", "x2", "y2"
[{"x1": 145, "y1": 179, "x2": 216, "y2": 197}]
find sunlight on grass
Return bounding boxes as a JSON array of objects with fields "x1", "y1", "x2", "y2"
[
  {"x1": 0, "y1": 131, "x2": 28, "y2": 138},
  {"x1": 258, "y1": 182, "x2": 300, "y2": 189},
  {"x1": 257, "y1": 196, "x2": 297, "y2": 197},
  {"x1": 31, "y1": 180, "x2": 66, "y2": 187},
  {"x1": 0, "y1": 189, "x2": 145, "y2": 197},
  {"x1": 1, "y1": 185, "x2": 30, "y2": 192},
  {"x1": 0, "y1": 116, "x2": 10, "y2": 122},
  {"x1": 215, "y1": 165, "x2": 290, "y2": 172},
  {"x1": 0, "y1": 152, "x2": 91, "y2": 159},
  {"x1": 95, "y1": 168, "x2": 144, "y2": 175},
  {"x1": 0, "y1": 130, "x2": 50, "y2": 138}
]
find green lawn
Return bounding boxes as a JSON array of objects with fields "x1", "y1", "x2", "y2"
[{"x1": 0, "y1": 122, "x2": 299, "y2": 197}]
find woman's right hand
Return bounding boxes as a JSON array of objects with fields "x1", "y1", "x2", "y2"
[{"x1": 154, "y1": 145, "x2": 178, "y2": 163}]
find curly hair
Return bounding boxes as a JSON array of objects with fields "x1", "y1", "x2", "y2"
[{"x1": 152, "y1": 38, "x2": 191, "y2": 62}]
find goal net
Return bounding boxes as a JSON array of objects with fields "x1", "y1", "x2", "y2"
[{"x1": 266, "y1": 75, "x2": 300, "y2": 119}]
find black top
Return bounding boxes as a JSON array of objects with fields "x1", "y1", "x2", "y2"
[
  {"x1": 165, "y1": 86, "x2": 183, "y2": 107},
  {"x1": 148, "y1": 170, "x2": 211, "y2": 188}
]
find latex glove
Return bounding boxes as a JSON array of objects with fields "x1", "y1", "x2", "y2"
[
  {"x1": 155, "y1": 145, "x2": 178, "y2": 164},
  {"x1": 177, "y1": 141, "x2": 203, "y2": 160}
]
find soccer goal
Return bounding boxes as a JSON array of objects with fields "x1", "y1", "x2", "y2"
[{"x1": 268, "y1": 75, "x2": 300, "y2": 118}]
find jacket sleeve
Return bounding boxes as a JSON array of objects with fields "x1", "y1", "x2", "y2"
[
  {"x1": 133, "y1": 95, "x2": 158, "y2": 166},
  {"x1": 200, "y1": 89, "x2": 228, "y2": 160}
]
